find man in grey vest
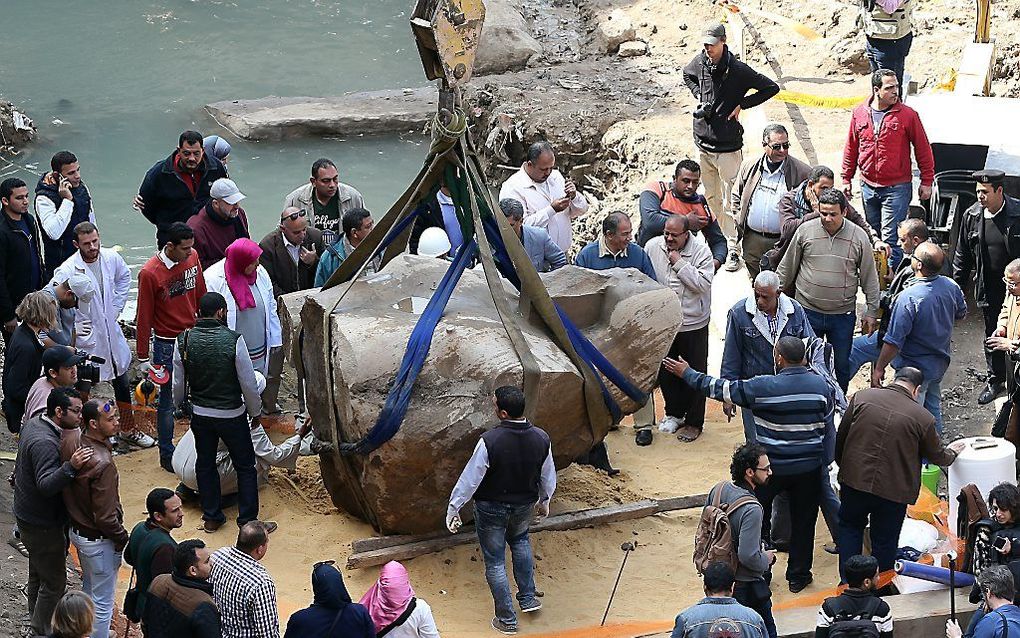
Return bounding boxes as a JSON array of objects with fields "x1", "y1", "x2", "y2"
[
  {"x1": 859, "y1": 0, "x2": 915, "y2": 88},
  {"x1": 172, "y1": 292, "x2": 275, "y2": 534},
  {"x1": 446, "y1": 386, "x2": 557, "y2": 635}
]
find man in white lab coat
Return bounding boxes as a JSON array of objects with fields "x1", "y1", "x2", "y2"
[{"x1": 53, "y1": 221, "x2": 155, "y2": 449}]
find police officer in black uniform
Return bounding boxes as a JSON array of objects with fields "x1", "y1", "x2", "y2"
[{"x1": 953, "y1": 169, "x2": 1020, "y2": 404}]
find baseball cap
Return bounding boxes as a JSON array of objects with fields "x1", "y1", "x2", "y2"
[
  {"x1": 66, "y1": 273, "x2": 95, "y2": 304},
  {"x1": 702, "y1": 22, "x2": 726, "y2": 45},
  {"x1": 42, "y1": 346, "x2": 85, "y2": 372},
  {"x1": 210, "y1": 178, "x2": 246, "y2": 205}
]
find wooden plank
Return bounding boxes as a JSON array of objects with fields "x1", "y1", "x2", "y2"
[{"x1": 347, "y1": 493, "x2": 708, "y2": 569}]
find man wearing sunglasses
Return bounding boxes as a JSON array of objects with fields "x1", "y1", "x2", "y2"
[
  {"x1": 258, "y1": 207, "x2": 324, "y2": 297},
  {"x1": 61, "y1": 399, "x2": 129, "y2": 638},
  {"x1": 731, "y1": 124, "x2": 811, "y2": 278},
  {"x1": 39, "y1": 272, "x2": 94, "y2": 349}
]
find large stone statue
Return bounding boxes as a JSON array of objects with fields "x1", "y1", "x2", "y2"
[{"x1": 296, "y1": 255, "x2": 681, "y2": 534}]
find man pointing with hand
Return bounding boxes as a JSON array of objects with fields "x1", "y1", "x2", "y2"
[{"x1": 447, "y1": 386, "x2": 556, "y2": 635}]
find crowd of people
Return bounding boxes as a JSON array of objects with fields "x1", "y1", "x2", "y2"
[{"x1": 1, "y1": 5, "x2": 1019, "y2": 637}]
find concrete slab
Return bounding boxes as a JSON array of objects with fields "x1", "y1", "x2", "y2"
[{"x1": 205, "y1": 86, "x2": 438, "y2": 141}]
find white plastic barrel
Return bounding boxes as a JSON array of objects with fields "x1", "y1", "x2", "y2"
[{"x1": 947, "y1": 437, "x2": 1016, "y2": 527}]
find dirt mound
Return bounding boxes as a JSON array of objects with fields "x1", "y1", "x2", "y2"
[
  {"x1": 555, "y1": 464, "x2": 643, "y2": 508},
  {"x1": 267, "y1": 456, "x2": 338, "y2": 516}
]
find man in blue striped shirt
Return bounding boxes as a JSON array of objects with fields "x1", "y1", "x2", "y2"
[{"x1": 663, "y1": 336, "x2": 833, "y2": 593}]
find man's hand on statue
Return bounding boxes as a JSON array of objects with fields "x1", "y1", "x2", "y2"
[{"x1": 662, "y1": 357, "x2": 689, "y2": 378}]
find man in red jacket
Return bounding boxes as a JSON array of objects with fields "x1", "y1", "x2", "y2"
[
  {"x1": 841, "y1": 68, "x2": 934, "y2": 269},
  {"x1": 135, "y1": 222, "x2": 207, "y2": 471}
]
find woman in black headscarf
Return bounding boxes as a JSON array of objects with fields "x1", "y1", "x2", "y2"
[{"x1": 284, "y1": 561, "x2": 375, "y2": 638}]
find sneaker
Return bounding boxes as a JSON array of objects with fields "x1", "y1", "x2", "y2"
[
  {"x1": 635, "y1": 429, "x2": 653, "y2": 446},
  {"x1": 657, "y1": 416, "x2": 682, "y2": 434},
  {"x1": 119, "y1": 429, "x2": 156, "y2": 449},
  {"x1": 520, "y1": 599, "x2": 543, "y2": 613},
  {"x1": 491, "y1": 618, "x2": 518, "y2": 635},
  {"x1": 723, "y1": 249, "x2": 742, "y2": 272}
]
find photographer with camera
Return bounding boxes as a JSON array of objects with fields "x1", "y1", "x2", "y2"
[
  {"x1": 53, "y1": 221, "x2": 155, "y2": 449},
  {"x1": 22, "y1": 346, "x2": 83, "y2": 427},
  {"x1": 683, "y1": 23, "x2": 779, "y2": 273}
]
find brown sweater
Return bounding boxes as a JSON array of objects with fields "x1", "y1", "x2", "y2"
[
  {"x1": 836, "y1": 384, "x2": 958, "y2": 504},
  {"x1": 777, "y1": 217, "x2": 880, "y2": 316}
]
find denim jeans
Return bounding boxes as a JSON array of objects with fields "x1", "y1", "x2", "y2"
[
  {"x1": 71, "y1": 531, "x2": 122, "y2": 638},
  {"x1": 865, "y1": 32, "x2": 913, "y2": 89},
  {"x1": 917, "y1": 377, "x2": 944, "y2": 434},
  {"x1": 848, "y1": 333, "x2": 880, "y2": 380},
  {"x1": 804, "y1": 309, "x2": 857, "y2": 391},
  {"x1": 191, "y1": 413, "x2": 259, "y2": 526},
  {"x1": 474, "y1": 500, "x2": 539, "y2": 628},
  {"x1": 861, "y1": 181, "x2": 913, "y2": 269},
  {"x1": 838, "y1": 484, "x2": 908, "y2": 581},
  {"x1": 152, "y1": 337, "x2": 177, "y2": 462}
]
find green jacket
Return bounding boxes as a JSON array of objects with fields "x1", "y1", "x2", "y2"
[{"x1": 125, "y1": 520, "x2": 177, "y2": 617}]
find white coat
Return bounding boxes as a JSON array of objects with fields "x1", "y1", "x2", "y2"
[
  {"x1": 52, "y1": 247, "x2": 132, "y2": 381},
  {"x1": 202, "y1": 260, "x2": 283, "y2": 374}
]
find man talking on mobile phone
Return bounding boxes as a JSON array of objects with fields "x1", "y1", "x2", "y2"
[{"x1": 34, "y1": 151, "x2": 95, "y2": 280}]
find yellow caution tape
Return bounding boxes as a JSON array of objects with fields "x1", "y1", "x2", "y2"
[{"x1": 772, "y1": 90, "x2": 864, "y2": 109}]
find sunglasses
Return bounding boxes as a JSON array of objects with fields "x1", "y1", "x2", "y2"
[
  {"x1": 100, "y1": 400, "x2": 115, "y2": 413},
  {"x1": 281, "y1": 209, "x2": 308, "y2": 222},
  {"x1": 767, "y1": 142, "x2": 791, "y2": 150},
  {"x1": 314, "y1": 559, "x2": 337, "y2": 569}
]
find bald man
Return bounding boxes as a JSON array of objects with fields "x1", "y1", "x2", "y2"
[{"x1": 871, "y1": 242, "x2": 967, "y2": 433}]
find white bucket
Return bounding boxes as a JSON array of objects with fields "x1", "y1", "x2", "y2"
[{"x1": 947, "y1": 437, "x2": 1016, "y2": 527}]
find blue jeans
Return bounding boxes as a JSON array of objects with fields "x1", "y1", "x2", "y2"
[
  {"x1": 804, "y1": 309, "x2": 857, "y2": 392},
  {"x1": 152, "y1": 337, "x2": 177, "y2": 462},
  {"x1": 866, "y1": 32, "x2": 913, "y2": 90},
  {"x1": 917, "y1": 377, "x2": 944, "y2": 435},
  {"x1": 70, "y1": 531, "x2": 121, "y2": 638},
  {"x1": 848, "y1": 333, "x2": 880, "y2": 379},
  {"x1": 848, "y1": 333, "x2": 944, "y2": 432},
  {"x1": 861, "y1": 181, "x2": 913, "y2": 269},
  {"x1": 474, "y1": 500, "x2": 539, "y2": 627},
  {"x1": 191, "y1": 413, "x2": 259, "y2": 526}
]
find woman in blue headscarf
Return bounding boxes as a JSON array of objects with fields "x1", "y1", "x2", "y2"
[
  {"x1": 284, "y1": 561, "x2": 375, "y2": 638},
  {"x1": 203, "y1": 135, "x2": 232, "y2": 166}
]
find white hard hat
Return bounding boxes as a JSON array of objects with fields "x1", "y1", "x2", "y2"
[
  {"x1": 254, "y1": 371, "x2": 267, "y2": 394},
  {"x1": 418, "y1": 227, "x2": 452, "y2": 258}
]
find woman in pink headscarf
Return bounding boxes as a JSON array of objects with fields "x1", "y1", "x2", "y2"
[
  {"x1": 203, "y1": 238, "x2": 282, "y2": 382},
  {"x1": 359, "y1": 561, "x2": 440, "y2": 637}
]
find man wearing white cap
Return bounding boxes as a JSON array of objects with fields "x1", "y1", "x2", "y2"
[
  {"x1": 186, "y1": 177, "x2": 250, "y2": 269},
  {"x1": 41, "y1": 271, "x2": 96, "y2": 348}
]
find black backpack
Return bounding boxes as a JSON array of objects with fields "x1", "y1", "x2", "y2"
[{"x1": 828, "y1": 597, "x2": 882, "y2": 638}]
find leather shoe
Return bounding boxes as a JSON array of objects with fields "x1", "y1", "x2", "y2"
[
  {"x1": 789, "y1": 577, "x2": 813, "y2": 593},
  {"x1": 635, "y1": 429, "x2": 653, "y2": 446},
  {"x1": 159, "y1": 457, "x2": 174, "y2": 474},
  {"x1": 203, "y1": 519, "x2": 225, "y2": 533},
  {"x1": 979, "y1": 381, "x2": 1006, "y2": 405},
  {"x1": 263, "y1": 521, "x2": 278, "y2": 534}
]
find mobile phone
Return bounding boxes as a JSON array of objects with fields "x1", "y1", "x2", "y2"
[{"x1": 995, "y1": 536, "x2": 1008, "y2": 551}]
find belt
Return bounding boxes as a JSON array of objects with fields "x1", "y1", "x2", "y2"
[
  {"x1": 154, "y1": 335, "x2": 179, "y2": 343},
  {"x1": 70, "y1": 525, "x2": 107, "y2": 542},
  {"x1": 747, "y1": 228, "x2": 781, "y2": 239}
]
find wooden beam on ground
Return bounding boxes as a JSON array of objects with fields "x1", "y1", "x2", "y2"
[{"x1": 346, "y1": 493, "x2": 707, "y2": 569}]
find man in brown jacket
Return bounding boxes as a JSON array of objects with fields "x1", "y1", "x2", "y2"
[
  {"x1": 835, "y1": 366, "x2": 965, "y2": 581},
  {"x1": 730, "y1": 124, "x2": 811, "y2": 278},
  {"x1": 144, "y1": 539, "x2": 221, "y2": 638},
  {"x1": 61, "y1": 399, "x2": 129, "y2": 638}
]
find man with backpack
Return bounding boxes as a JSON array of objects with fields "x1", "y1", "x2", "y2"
[
  {"x1": 671, "y1": 561, "x2": 768, "y2": 638},
  {"x1": 815, "y1": 555, "x2": 892, "y2": 638},
  {"x1": 696, "y1": 443, "x2": 777, "y2": 638},
  {"x1": 669, "y1": 336, "x2": 833, "y2": 597}
]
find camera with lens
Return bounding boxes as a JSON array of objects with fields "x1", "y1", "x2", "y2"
[
  {"x1": 693, "y1": 102, "x2": 713, "y2": 119},
  {"x1": 76, "y1": 350, "x2": 105, "y2": 386}
]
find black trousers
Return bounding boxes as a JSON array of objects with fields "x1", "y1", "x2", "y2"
[
  {"x1": 734, "y1": 577, "x2": 777, "y2": 638},
  {"x1": 838, "y1": 484, "x2": 908, "y2": 581},
  {"x1": 755, "y1": 466, "x2": 822, "y2": 584},
  {"x1": 18, "y1": 520, "x2": 68, "y2": 637},
  {"x1": 985, "y1": 303, "x2": 1007, "y2": 385},
  {"x1": 658, "y1": 326, "x2": 709, "y2": 429}
]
